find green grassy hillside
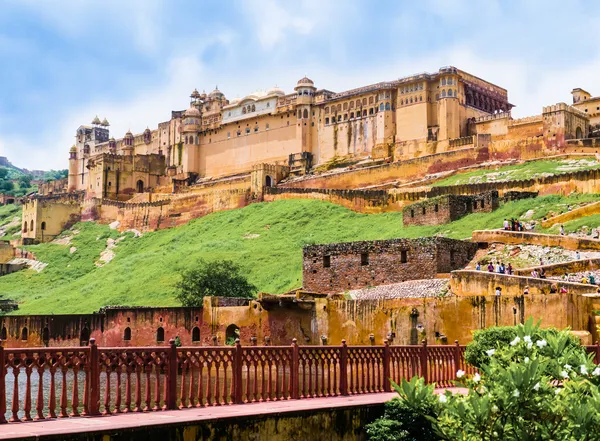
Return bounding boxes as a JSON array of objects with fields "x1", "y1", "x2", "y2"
[
  {"x1": 2, "y1": 195, "x2": 600, "y2": 315},
  {"x1": 432, "y1": 159, "x2": 600, "y2": 187}
]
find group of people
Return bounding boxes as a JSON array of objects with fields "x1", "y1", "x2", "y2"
[
  {"x1": 503, "y1": 218, "x2": 525, "y2": 232},
  {"x1": 561, "y1": 272, "x2": 597, "y2": 285},
  {"x1": 476, "y1": 261, "x2": 513, "y2": 275}
]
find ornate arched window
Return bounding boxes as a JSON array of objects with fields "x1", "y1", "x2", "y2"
[
  {"x1": 441, "y1": 90, "x2": 446, "y2": 98},
  {"x1": 303, "y1": 109, "x2": 308, "y2": 119}
]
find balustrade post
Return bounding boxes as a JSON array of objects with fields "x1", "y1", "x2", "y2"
[
  {"x1": 291, "y1": 339, "x2": 299, "y2": 399},
  {"x1": 0, "y1": 340, "x2": 6, "y2": 424},
  {"x1": 383, "y1": 340, "x2": 391, "y2": 392},
  {"x1": 234, "y1": 339, "x2": 243, "y2": 404},
  {"x1": 89, "y1": 338, "x2": 101, "y2": 416},
  {"x1": 454, "y1": 340, "x2": 461, "y2": 375},
  {"x1": 340, "y1": 340, "x2": 348, "y2": 396},
  {"x1": 420, "y1": 339, "x2": 429, "y2": 384},
  {"x1": 167, "y1": 339, "x2": 178, "y2": 410}
]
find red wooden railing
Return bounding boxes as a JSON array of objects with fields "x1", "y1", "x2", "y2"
[{"x1": 3, "y1": 339, "x2": 597, "y2": 423}]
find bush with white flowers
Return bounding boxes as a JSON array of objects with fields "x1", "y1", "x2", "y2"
[{"x1": 367, "y1": 318, "x2": 600, "y2": 441}]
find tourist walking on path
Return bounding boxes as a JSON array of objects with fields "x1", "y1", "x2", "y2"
[
  {"x1": 503, "y1": 219, "x2": 510, "y2": 230},
  {"x1": 495, "y1": 287, "x2": 502, "y2": 296},
  {"x1": 560, "y1": 225, "x2": 565, "y2": 235},
  {"x1": 488, "y1": 262, "x2": 494, "y2": 272},
  {"x1": 476, "y1": 262, "x2": 481, "y2": 271},
  {"x1": 507, "y1": 263, "x2": 513, "y2": 275}
]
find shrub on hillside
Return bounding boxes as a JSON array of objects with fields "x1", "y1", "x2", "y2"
[{"x1": 175, "y1": 259, "x2": 256, "y2": 307}]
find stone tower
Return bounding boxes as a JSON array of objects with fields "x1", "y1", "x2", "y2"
[
  {"x1": 68, "y1": 145, "x2": 78, "y2": 192},
  {"x1": 294, "y1": 76, "x2": 316, "y2": 154}
]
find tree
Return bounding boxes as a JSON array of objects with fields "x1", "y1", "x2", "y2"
[
  {"x1": 1, "y1": 181, "x2": 14, "y2": 192},
  {"x1": 18, "y1": 175, "x2": 31, "y2": 190},
  {"x1": 175, "y1": 259, "x2": 256, "y2": 307}
]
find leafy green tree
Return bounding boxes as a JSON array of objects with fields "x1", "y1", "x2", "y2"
[
  {"x1": 175, "y1": 259, "x2": 256, "y2": 307},
  {"x1": 1, "y1": 181, "x2": 14, "y2": 192},
  {"x1": 18, "y1": 174, "x2": 32, "y2": 190},
  {"x1": 0, "y1": 168, "x2": 8, "y2": 181}
]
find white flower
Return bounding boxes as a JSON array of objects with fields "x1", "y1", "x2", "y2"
[
  {"x1": 439, "y1": 394, "x2": 447, "y2": 403},
  {"x1": 513, "y1": 389, "x2": 520, "y2": 397},
  {"x1": 523, "y1": 335, "x2": 532, "y2": 343},
  {"x1": 536, "y1": 339, "x2": 547, "y2": 348},
  {"x1": 564, "y1": 364, "x2": 572, "y2": 371},
  {"x1": 593, "y1": 367, "x2": 600, "y2": 376},
  {"x1": 524, "y1": 357, "x2": 530, "y2": 363},
  {"x1": 486, "y1": 349, "x2": 496, "y2": 356},
  {"x1": 561, "y1": 370, "x2": 569, "y2": 379},
  {"x1": 527, "y1": 342, "x2": 533, "y2": 350},
  {"x1": 580, "y1": 365, "x2": 588, "y2": 375},
  {"x1": 456, "y1": 369, "x2": 465, "y2": 378},
  {"x1": 491, "y1": 405, "x2": 499, "y2": 413},
  {"x1": 533, "y1": 382, "x2": 540, "y2": 391},
  {"x1": 473, "y1": 373, "x2": 481, "y2": 383},
  {"x1": 493, "y1": 432, "x2": 498, "y2": 437},
  {"x1": 555, "y1": 388, "x2": 562, "y2": 395},
  {"x1": 510, "y1": 336, "x2": 521, "y2": 346}
]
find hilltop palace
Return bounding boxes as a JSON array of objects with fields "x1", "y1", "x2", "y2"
[{"x1": 21, "y1": 66, "x2": 599, "y2": 242}]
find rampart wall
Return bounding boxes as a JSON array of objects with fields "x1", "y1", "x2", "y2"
[
  {"x1": 1, "y1": 292, "x2": 596, "y2": 348},
  {"x1": 472, "y1": 230, "x2": 600, "y2": 251},
  {"x1": 513, "y1": 258, "x2": 600, "y2": 277}
]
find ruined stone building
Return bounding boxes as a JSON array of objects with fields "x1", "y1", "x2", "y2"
[
  {"x1": 302, "y1": 237, "x2": 478, "y2": 294},
  {"x1": 402, "y1": 191, "x2": 499, "y2": 226}
]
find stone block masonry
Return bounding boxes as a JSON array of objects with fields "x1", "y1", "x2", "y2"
[
  {"x1": 303, "y1": 237, "x2": 478, "y2": 294},
  {"x1": 402, "y1": 191, "x2": 499, "y2": 227}
]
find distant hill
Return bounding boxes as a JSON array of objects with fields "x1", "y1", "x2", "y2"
[{"x1": 0, "y1": 156, "x2": 66, "y2": 182}]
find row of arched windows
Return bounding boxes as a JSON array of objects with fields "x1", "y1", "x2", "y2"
[
  {"x1": 378, "y1": 102, "x2": 392, "y2": 111},
  {"x1": 325, "y1": 108, "x2": 376, "y2": 124},
  {"x1": 184, "y1": 135, "x2": 199, "y2": 145},
  {"x1": 324, "y1": 97, "x2": 375, "y2": 114},
  {"x1": 297, "y1": 109, "x2": 309, "y2": 119},
  {"x1": 1, "y1": 326, "x2": 90, "y2": 345},
  {"x1": 441, "y1": 77, "x2": 455, "y2": 86},
  {"x1": 242, "y1": 104, "x2": 256, "y2": 114},
  {"x1": 400, "y1": 96, "x2": 423, "y2": 105},
  {"x1": 400, "y1": 83, "x2": 424, "y2": 94},
  {"x1": 122, "y1": 326, "x2": 202, "y2": 343}
]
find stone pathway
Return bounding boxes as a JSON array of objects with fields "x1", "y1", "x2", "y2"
[{"x1": 349, "y1": 279, "x2": 449, "y2": 300}]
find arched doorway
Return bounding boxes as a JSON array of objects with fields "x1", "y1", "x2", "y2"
[
  {"x1": 1, "y1": 326, "x2": 7, "y2": 340},
  {"x1": 192, "y1": 327, "x2": 200, "y2": 343},
  {"x1": 265, "y1": 175, "x2": 273, "y2": 187},
  {"x1": 123, "y1": 327, "x2": 131, "y2": 341},
  {"x1": 136, "y1": 180, "x2": 144, "y2": 193},
  {"x1": 576, "y1": 126, "x2": 583, "y2": 139},
  {"x1": 80, "y1": 327, "x2": 90, "y2": 346},
  {"x1": 21, "y1": 327, "x2": 28, "y2": 341},
  {"x1": 225, "y1": 324, "x2": 240, "y2": 345},
  {"x1": 156, "y1": 327, "x2": 165, "y2": 343}
]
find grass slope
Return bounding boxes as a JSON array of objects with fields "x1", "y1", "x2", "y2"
[
  {"x1": 2, "y1": 196, "x2": 600, "y2": 315},
  {"x1": 432, "y1": 159, "x2": 600, "y2": 187}
]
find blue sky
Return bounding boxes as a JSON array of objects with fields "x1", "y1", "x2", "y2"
[{"x1": 1, "y1": 0, "x2": 599, "y2": 170}]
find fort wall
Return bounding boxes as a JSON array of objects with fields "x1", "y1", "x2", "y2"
[
  {"x1": 1, "y1": 292, "x2": 596, "y2": 348},
  {"x1": 472, "y1": 230, "x2": 600, "y2": 251}
]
